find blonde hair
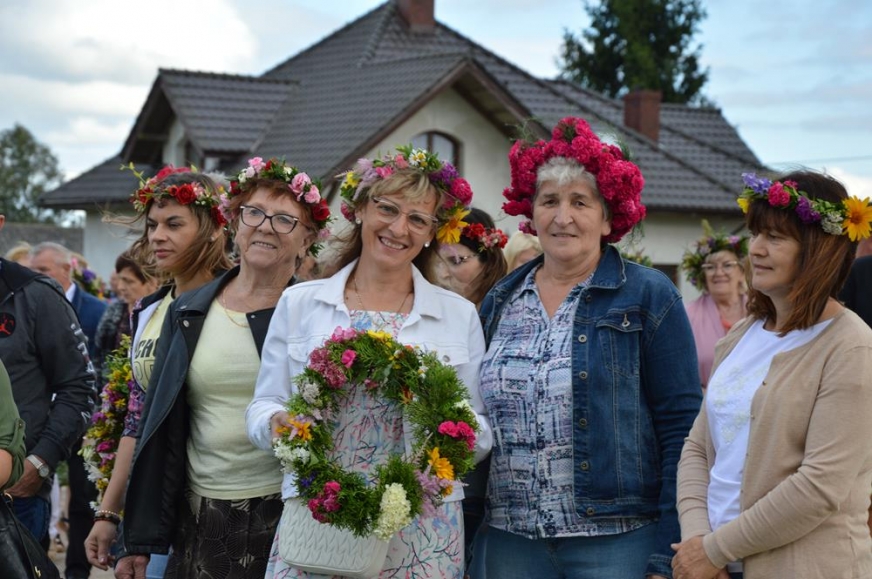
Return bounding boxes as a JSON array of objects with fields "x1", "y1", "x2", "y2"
[{"x1": 503, "y1": 231, "x2": 542, "y2": 271}]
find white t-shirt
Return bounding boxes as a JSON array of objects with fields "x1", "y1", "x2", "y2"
[{"x1": 706, "y1": 317, "x2": 832, "y2": 532}]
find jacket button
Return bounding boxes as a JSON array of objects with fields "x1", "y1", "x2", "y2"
[
  {"x1": 586, "y1": 507, "x2": 595, "y2": 515},
  {"x1": 442, "y1": 355, "x2": 450, "y2": 363},
  {"x1": 578, "y1": 418, "x2": 588, "y2": 428},
  {"x1": 182, "y1": 320, "x2": 190, "y2": 327},
  {"x1": 585, "y1": 295, "x2": 592, "y2": 302},
  {"x1": 578, "y1": 371, "x2": 588, "y2": 380},
  {"x1": 580, "y1": 461, "x2": 589, "y2": 470},
  {"x1": 577, "y1": 334, "x2": 587, "y2": 343}
]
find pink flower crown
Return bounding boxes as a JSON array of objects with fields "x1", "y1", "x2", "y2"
[
  {"x1": 739, "y1": 172, "x2": 872, "y2": 241},
  {"x1": 223, "y1": 157, "x2": 333, "y2": 255},
  {"x1": 502, "y1": 117, "x2": 646, "y2": 243},
  {"x1": 462, "y1": 222, "x2": 508, "y2": 252},
  {"x1": 338, "y1": 145, "x2": 474, "y2": 244},
  {"x1": 125, "y1": 164, "x2": 228, "y2": 226}
]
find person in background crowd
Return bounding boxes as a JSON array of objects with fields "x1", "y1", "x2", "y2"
[
  {"x1": 472, "y1": 117, "x2": 701, "y2": 579},
  {"x1": 4, "y1": 241, "x2": 32, "y2": 267},
  {"x1": 431, "y1": 207, "x2": 508, "y2": 572},
  {"x1": 674, "y1": 171, "x2": 872, "y2": 579},
  {"x1": 0, "y1": 213, "x2": 96, "y2": 552},
  {"x1": 681, "y1": 224, "x2": 749, "y2": 388},
  {"x1": 28, "y1": 242, "x2": 107, "y2": 579},
  {"x1": 840, "y1": 254, "x2": 872, "y2": 329},
  {"x1": 502, "y1": 230, "x2": 541, "y2": 272},
  {"x1": 117, "y1": 157, "x2": 327, "y2": 579},
  {"x1": 92, "y1": 251, "x2": 158, "y2": 382},
  {"x1": 85, "y1": 167, "x2": 230, "y2": 578},
  {"x1": 247, "y1": 146, "x2": 493, "y2": 579}
]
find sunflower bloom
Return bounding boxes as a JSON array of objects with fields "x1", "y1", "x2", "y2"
[
  {"x1": 427, "y1": 447, "x2": 454, "y2": 481},
  {"x1": 436, "y1": 209, "x2": 470, "y2": 244},
  {"x1": 843, "y1": 197, "x2": 872, "y2": 241}
]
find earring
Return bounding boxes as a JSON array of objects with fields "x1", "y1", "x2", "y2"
[
  {"x1": 355, "y1": 217, "x2": 362, "y2": 225},
  {"x1": 424, "y1": 241, "x2": 430, "y2": 248}
]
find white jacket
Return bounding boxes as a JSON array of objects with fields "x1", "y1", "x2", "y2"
[{"x1": 246, "y1": 260, "x2": 493, "y2": 501}]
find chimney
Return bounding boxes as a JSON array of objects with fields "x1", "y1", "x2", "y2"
[
  {"x1": 396, "y1": 0, "x2": 435, "y2": 33},
  {"x1": 623, "y1": 89, "x2": 662, "y2": 142}
]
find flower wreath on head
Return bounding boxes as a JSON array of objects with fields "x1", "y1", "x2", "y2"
[
  {"x1": 680, "y1": 220, "x2": 749, "y2": 291},
  {"x1": 739, "y1": 173, "x2": 872, "y2": 241},
  {"x1": 71, "y1": 256, "x2": 106, "y2": 299},
  {"x1": 272, "y1": 327, "x2": 479, "y2": 540},
  {"x1": 222, "y1": 157, "x2": 332, "y2": 256},
  {"x1": 80, "y1": 334, "x2": 133, "y2": 508},
  {"x1": 337, "y1": 145, "x2": 474, "y2": 244},
  {"x1": 124, "y1": 163, "x2": 228, "y2": 227},
  {"x1": 502, "y1": 116, "x2": 647, "y2": 243},
  {"x1": 462, "y1": 222, "x2": 508, "y2": 252}
]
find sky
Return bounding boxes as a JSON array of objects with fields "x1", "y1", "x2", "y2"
[{"x1": 1, "y1": 0, "x2": 871, "y2": 198}]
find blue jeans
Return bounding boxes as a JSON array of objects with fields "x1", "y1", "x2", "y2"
[
  {"x1": 470, "y1": 523, "x2": 658, "y2": 579},
  {"x1": 146, "y1": 553, "x2": 168, "y2": 579},
  {"x1": 12, "y1": 495, "x2": 50, "y2": 544}
]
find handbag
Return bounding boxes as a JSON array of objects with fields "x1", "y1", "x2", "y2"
[
  {"x1": 0, "y1": 493, "x2": 61, "y2": 579},
  {"x1": 277, "y1": 498, "x2": 388, "y2": 579}
]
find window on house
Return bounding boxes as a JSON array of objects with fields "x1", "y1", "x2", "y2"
[{"x1": 411, "y1": 132, "x2": 459, "y2": 168}]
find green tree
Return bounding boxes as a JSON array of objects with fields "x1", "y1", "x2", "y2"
[
  {"x1": 0, "y1": 124, "x2": 67, "y2": 223},
  {"x1": 559, "y1": 0, "x2": 710, "y2": 104}
]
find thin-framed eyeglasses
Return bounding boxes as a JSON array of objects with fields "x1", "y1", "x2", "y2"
[
  {"x1": 370, "y1": 196, "x2": 438, "y2": 234},
  {"x1": 437, "y1": 252, "x2": 478, "y2": 267},
  {"x1": 701, "y1": 260, "x2": 740, "y2": 273},
  {"x1": 239, "y1": 205, "x2": 301, "y2": 234}
]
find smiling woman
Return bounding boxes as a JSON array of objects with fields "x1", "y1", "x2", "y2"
[{"x1": 112, "y1": 158, "x2": 330, "y2": 579}]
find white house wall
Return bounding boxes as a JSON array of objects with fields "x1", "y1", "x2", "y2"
[{"x1": 82, "y1": 210, "x2": 141, "y2": 280}]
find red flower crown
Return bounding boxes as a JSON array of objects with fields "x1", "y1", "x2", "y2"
[
  {"x1": 461, "y1": 223, "x2": 508, "y2": 252},
  {"x1": 126, "y1": 164, "x2": 227, "y2": 227},
  {"x1": 502, "y1": 117, "x2": 646, "y2": 243}
]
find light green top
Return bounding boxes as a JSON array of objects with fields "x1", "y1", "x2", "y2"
[{"x1": 0, "y1": 358, "x2": 25, "y2": 491}]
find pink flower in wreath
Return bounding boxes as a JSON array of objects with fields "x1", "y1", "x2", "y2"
[
  {"x1": 341, "y1": 349, "x2": 356, "y2": 368},
  {"x1": 767, "y1": 182, "x2": 791, "y2": 207},
  {"x1": 290, "y1": 172, "x2": 311, "y2": 194},
  {"x1": 394, "y1": 154, "x2": 409, "y2": 169},
  {"x1": 304, "y1": 186, "x2": 320, "y2": 204},
  {"x1": 375, "y1": 166, "x2": 394, "y2": 179},
  {"x1": 248, "y1": 157, "x2": 265, "y2": 172}
]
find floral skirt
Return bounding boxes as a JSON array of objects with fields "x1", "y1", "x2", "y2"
[
  {"x1": 263, "y1": 500, "x2": 464, "y2": 579},
  {"x1": 165, "y1": 490, "x2": 283, "y2": 579}
]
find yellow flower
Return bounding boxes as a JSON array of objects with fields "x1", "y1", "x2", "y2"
[
  {"x1": 288, "y1": 418, "x2": 313, "y2": 442},
  {"x1": 843, "y1": 196, "x2": 872, "y2": 241},
  {"x1": 427, "y1": 447, "x2": 454, "y2": 481},
  {"x1": 367, "y1": 330, "x2": 392, "y2": 342},
  {"x1": 343, "y1": 171, "x2": 360, "y2": 188},
  {"x1": 436, "y1": 209, "x2": 470, "y2": 244},
  {"x1": 737, "y1": 197, "x2": 750, "y2": 214}
]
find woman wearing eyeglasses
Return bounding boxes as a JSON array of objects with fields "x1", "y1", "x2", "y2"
[
  {"x1": 247, "y1": 146, "x2": 493, "y2": 579},
  {"x1": 681, "y1": 223, "x2": 750, "y2": 388},
  {"x1": 116, "y1": 158, "x2": 329, "y2": 579}
]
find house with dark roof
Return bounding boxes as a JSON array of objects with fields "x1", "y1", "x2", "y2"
[{"x1": 40, "y1": 0, "x2": 765, "y2": 294}]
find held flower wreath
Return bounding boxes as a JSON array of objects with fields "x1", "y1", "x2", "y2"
[
  {"x1": 272, "y1": 327, "x2": 479, "y2": 541},
  {"x1": 80, "y1": 335, "x2": 134, "y2": 507}
]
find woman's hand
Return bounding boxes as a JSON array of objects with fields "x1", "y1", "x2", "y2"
[
  {"x1": 85, "y1": 519, "x2": 117, "y2": 569},
  {"x1": 115, "y1": 554, "x2": 150, "y2": 579},
  {"x1": 671, "y1": 536, "x2": 722, "y2": 579},
  {"x1": 270, "y1": 411, "x2": 291, "y2": 440}
]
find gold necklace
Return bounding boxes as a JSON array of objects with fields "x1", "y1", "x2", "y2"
[
  {"x1": 351, "y1": 275, "x2": 412, "y2": 316},
  {"x1": 219, "y1": 287, "x2": 249, "y2": 328}
]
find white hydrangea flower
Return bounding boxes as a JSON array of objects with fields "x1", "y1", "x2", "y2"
[
  {"x1": 373, "y1": 483, "x2": 413, "y2": 540},
  {"x1": 300, "y1": 379, "x2": 321, "y2": 405},
  {"x1": 821, "y1": 213, "x2": 843, "y2": 236}
]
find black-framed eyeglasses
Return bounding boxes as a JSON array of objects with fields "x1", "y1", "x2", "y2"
[
  {"x1": 370, "y1": 196, "x2": 438, "y2": 234},
  {"x1": 701, "y1": 260, "x2": 740, "y2": 273},
  {"x1": 239, "y1": 205, "x2": 301, "y2": 234}
]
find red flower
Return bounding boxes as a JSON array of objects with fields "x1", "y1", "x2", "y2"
[
  {"x1": 311, "y1": 199, "x2": 331, "y2": 222},
  {"x1": 169, "y1": 183, "x2": 198, "y2": 205},
  {"x1": 449, "y1": 178, "x2": 473, "y2": 207},
  {"x1": 767, "y1": 182, "x2": 791, "y2": 207}
]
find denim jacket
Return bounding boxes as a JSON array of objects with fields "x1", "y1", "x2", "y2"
[{"x1": 479, "y1": 246, "x2": 702, "y2": 578}]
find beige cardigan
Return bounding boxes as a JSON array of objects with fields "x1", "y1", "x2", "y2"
[{"x1": 677, "y1": 309, "x2": 872, "y2": 579}]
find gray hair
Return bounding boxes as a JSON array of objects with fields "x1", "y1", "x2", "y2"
[
  {"x1": 535, "y1": 157, "x2": 609, "y2": 220},
  {"x1": 30, "y1": 241, "x2": 72, "y2": 263}
]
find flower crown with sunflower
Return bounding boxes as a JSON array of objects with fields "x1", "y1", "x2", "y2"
[
  {"x1": 462, "y1": 223, "x2": 508, "y2": 252},
  {"x1": 502, "y1": 116, "x2": 647, "y2": 243},
  {"x1": 222, "y1": 157, "x2": 333, "y2": 255},
  {"x1": 338, "y1": 145, "x2": 474, "y2": 244},
  {"x1": 681, "y1": 220, "x2": 749, "y2": 291},
  {"x1": 125, "y1": 163, "x2": 228, "y2": 226},
  {"x1": 738, "y1": 173, "x2": 872, "y2": 241}
]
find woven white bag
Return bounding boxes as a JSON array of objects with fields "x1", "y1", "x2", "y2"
[{"x1": 277, "y1": 498, "x2": 389, "y2": 579}]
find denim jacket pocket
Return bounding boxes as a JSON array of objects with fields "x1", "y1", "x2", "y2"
[{"x1": 595, "y1": 310, "x2": 644, "y2": 379}]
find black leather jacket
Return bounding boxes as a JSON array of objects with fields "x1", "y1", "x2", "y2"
[{"x1": 122, "y1": 267, "x2": 280, "y2": 555}]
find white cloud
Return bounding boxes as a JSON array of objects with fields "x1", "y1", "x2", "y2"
[
  {"x1": 828, "y1": 167, "x2": 872, "y2": 199},
  {"x1": 47, "y1": 117, "x2": 132, "y2": 147},
  {"x1": 0, "y1": 73, "x2": 147, "y2": 118}
]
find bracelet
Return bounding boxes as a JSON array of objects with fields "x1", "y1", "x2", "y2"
[{"x1": 93, "y1": 509, "x2": 122, "y2": 525}]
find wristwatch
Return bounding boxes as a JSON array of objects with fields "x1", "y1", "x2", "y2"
[{"x1": 26, "y1": 455, "x2": 51, "y2": 479}]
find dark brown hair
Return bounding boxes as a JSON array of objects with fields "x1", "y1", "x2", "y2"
[
  {"x1": 115, "y1": 249, "x2": 152, "y2": 284},
  {"x1": 746, "y1": 170, "x2": 857, "y2": 332}
]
